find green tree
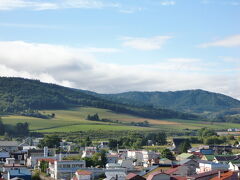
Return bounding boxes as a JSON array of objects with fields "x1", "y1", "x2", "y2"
[
  {"x1": 39, "y1": 160, "x2": 49, "y2": 173},
  {"x1": 179, "y1": 140, "x2": 191, "y2": 153},
  {"x1": 156, "y1": 132, "x2": 167, "y2": 145},
  {"x1": 32, "y1": 170, "x2": 41, "y2": 180},
  {"x1": 0, "y1": 118, "x2": 5, "y2": 135},
  {"x1": 38, "y1": 135, "x2": 61, "y2": 148},
  {"x1": 109, "y1": 139, "x2": 118, "y2": 150},
  {"x1": 161, "y1": 149, "x2": 175, "y2": 160}
]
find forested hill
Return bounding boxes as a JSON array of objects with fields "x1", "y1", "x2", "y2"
[
  {"x1": 93, "y1": 90, "x2": 240, "y2": 113},
  {"x1": 0, "y1": 77, "x2": 198, "y2": 120}
]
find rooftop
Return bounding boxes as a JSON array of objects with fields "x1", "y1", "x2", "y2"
[
  {"x1": 9, "y1": 169, "x2": 31, "y2": 176},
  {"x1": 76, "y1": 170, "x2": 92, "y2": 175},
  {"x1": 0, "y1": 141, "x2": 19, "y2": 147}
]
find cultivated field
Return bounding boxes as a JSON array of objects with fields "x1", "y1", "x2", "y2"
[{"x1": 2, "y1": 107, "x2": 240, "y2": 133}]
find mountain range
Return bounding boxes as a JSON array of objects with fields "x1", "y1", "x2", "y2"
[{"x1": 1, "y1": 77, "x2": 240, "y2": 122}]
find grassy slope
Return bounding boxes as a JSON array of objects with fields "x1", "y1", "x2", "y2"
[{"x1": 2, "y1": 107, "x2": 240, "y2": 133}]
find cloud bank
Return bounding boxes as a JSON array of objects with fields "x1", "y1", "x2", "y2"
[{"x1": 0, "y1": 41, "x2": 239, "y2": 99}]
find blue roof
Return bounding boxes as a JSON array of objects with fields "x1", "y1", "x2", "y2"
[{"x1": 9, "y1": 169, "x2": 31, "y2": 176}]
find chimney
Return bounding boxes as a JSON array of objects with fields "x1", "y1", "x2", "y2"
[{"x1": 218, "y1": 171, "x2": 221, "y2": 178}]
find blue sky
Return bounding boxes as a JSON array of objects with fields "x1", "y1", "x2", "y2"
[{"x1": 0, "y1": 0, "x2": 239, "y2": 98}]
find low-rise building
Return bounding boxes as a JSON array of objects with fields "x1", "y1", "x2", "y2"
[
  {"x1": 0, "y1": 141, "x2": 19, "y2": 152},
  {"x1": 196, "y1": 161, "x2": 229, "y2": 174},
  {"x1": 72, "y1": 170, "x2": 93, "y2": 180},
  {"x1": 49, "y1": 160, "x2": 86, "y2": 179},
  {"x1": 7, "y1": 169, "x2": 31, "y2": 180}
]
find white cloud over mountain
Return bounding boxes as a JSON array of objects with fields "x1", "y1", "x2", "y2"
[{"x1": 0, "y1": 41, "x2": 239, "y2": 99}]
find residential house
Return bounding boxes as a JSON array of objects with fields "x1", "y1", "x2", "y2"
[
  {"x1": 159, "y1": 158, "x2": 172, "y2": 165},
  {"x1": 126, "y1": 173, "x2": 146, "y2": 180},
  {"x1": 213, "y1": 155, "x2": 240, "y2": 164},
  {"x1": 104, "y1": 171, "x2": 126, "y2": 180},
  {"x1": 146, "y1": 171, "x2": 171, "y2": 180},
  {"x1": 10, "y1": 151, "x2": 26, "y2": 165},
  {"x1": 228, "y1": 160, "x2": 240, "y2": 171},
  {"x1": 209, "y1": 145, "x2": 232, "y2": 154},
  {"x1": 187, "y1": 170, "x2": 225, "y2": 180},
  {"x1": 0, "y1": 149, "x2": 10, "y2": 163},
  {"x1": 3, "y1": 158, "x2": 28, "y2": 173},
  {"x1": 49, "y1": 160, "x2": 86, "y2": 179},
  {"x1": 127, "y1": 150, "x2": 143, "y2": 166},
  {"x1": 200, "y1": 149, "x2": 214, "y2": 155},
  {"x1": 0, "y1": 141, "x2": 19, "y2": 152},
  {"x1": 118, "y1": 159, "x2": 133, "y2": 170},
  {"x1": 196, "y1": 160, "x2": 229, "y2": 174},
  {"x1": 165, "y1": 165, "x2": 196, "y2": 177},
  {"x1": 7, "y1": 169, "x2": 31, "y2": 180},
  {"x1": 25, "y1": 149, "x2": 45, "y2": 168},
  {"x1": 106, "y1": 154, "x2": 118, "y2": 164},
  {"x1": 72, "y1": 170, "x2": 93, "y2": 180},
  {"x1": 98, "y1": 141, "x2": 109, "y2": 149},
  {"x1": 201, "y1": 155, "x2": 215, "y2": 162},
  {"x1": 82, "y1": 147, "x2": 97, "y2": 158},
  {"x1": 210, "y1": 171, "x2": 238, "y2": 180},
  {"x1": 176, "y1": 153, "x2": 195, "y2": 161}
]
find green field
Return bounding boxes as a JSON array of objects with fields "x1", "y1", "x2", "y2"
[{"x1": 2, "y1": 107, "x2": 240, "y2": 133}]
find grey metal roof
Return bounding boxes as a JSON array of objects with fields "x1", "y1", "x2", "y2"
[{"x1": 0, "y1": 141, "x2": 19, "y2": 147}]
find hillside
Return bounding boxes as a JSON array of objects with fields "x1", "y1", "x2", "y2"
[
  {"x1": 0, "y1": 77, "x2": 197, "y2": 120},
  {"x1": 93, "y1": 90, "x2": 240, "y2": 113}
]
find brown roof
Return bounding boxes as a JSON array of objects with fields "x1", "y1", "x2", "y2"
[
  {"x1": 126, "y1": 173, "x2": 138, "y2": 179},
  {"x1": 171, "y1": 176, "x2": 187, "y2": 180},
  {"x1": 187, "y1": 170, "x2": 224, "y2": 179},
  {"x1": 76, "y1": 170, "x2": 92, "y2": 175},
  {"x1": 37, "y1": 158, "x2": 55, "y2": 164},
  {"x1": 165, "y1": 166, "x2": 180, "y2": 174},
  {"x1": 147, "y1": 171, "x2": 169, "y2": 180},
  {"x1": 210, "y1": 171, "x2": 237, "y2": 180},
  {"x1": 126, "y1": 173, "x2": 146, "y2": 180}
]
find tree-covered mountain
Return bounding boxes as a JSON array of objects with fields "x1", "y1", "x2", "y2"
[
  {"x1": 93, "y1": 90, "x2": 240, "y2": 113},
  {"x1": 0, "y1": 77, "x2": 198, "y2": 120}
]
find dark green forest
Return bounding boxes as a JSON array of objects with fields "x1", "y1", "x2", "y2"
[
  {"x1": 92, "y1": 90, "x2": 240, "y2": 113},
  {"x1": 0, "y1": 77, "x2": 198, "y2": 120}
]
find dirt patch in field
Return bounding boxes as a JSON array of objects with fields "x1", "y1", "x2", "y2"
[{"x1": 120, "y1": 118, "x2": 181, "y2": 125}]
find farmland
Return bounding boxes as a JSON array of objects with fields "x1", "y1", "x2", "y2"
[{"x1": 2, "y1": 107, "x2": 240, "y2": 133}]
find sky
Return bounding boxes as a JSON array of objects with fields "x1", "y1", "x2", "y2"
[{"x1": 0, "y1": 0, "x2": 239, "y2": 99}]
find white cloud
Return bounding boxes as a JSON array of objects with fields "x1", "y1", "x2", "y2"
[
  {"x1": 160, "y1": 1, "x2": 176, "y2": 6},
  {"x1": 199, "y1": 34, "x2": 240, "y2": 48},
  {"x1": 0, "y1": 41, "x2": 239, "y2": 99},
  {"x1": 0, "y1": 0, "x2": 119, "y2": 11},
  {"x1": 122, "y1": 36, "x2": 173, "y2": 50},
  {"x1": 0, "y1": 22, "x2": 61, "y2": 29}
]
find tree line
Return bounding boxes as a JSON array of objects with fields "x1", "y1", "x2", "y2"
[{"x1": 0, "y1": 118, "x2": 29, "y2": 137}]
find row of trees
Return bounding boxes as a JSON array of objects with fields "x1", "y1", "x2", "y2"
[
  {"x1": 0, "y1": 118, "x2": 29, "y2": 137},
  {"x1": 187, "y1": 127, "x2": 235, "y2": 145},
  {"x1": 108, "y1": 132, "x2": 167, "y2": 150}
]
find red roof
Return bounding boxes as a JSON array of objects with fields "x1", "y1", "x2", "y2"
[
  {"x1": 191, "y1": 152, "x2": 203, "y2": 158},
  {"x1": 171, "y1": 176, "x2": 187, "y2": 180},
  {"x1": 126, "y1": 173, "x2": 139, "y2": 179},
  {"x1": 37, "y1": 158, "x2": 55, "y2": 164},
  {"x1": 165, "y1": 167, "x2": 180, "y2": 174},
  {"x1": 76, "y1": 170, "x2": 92, "y2": 175},
  {"x1": 210, "y1": 171, "x2": 237, "y2": 180}
]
